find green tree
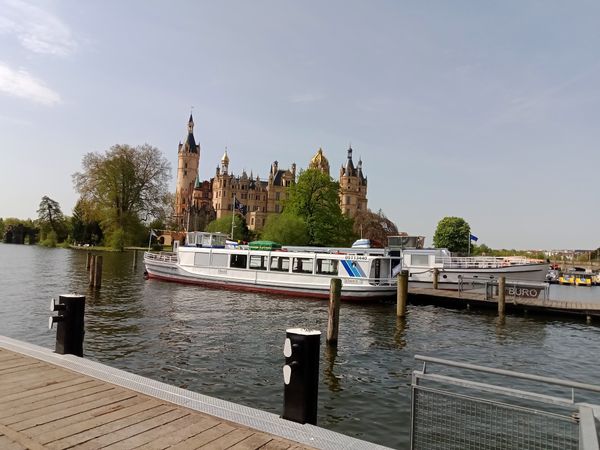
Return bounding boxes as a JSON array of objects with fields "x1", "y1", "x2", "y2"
[
  {"x1": 37, "y1": 196, "x2": 68, "y2": 242},
  {"x1": 285, "y1": 169, "x2": 355, "y2": 246},
  {"x1": 72, "y1": 144, "x2": 171, "y2": 248},
  {"x1": 0, "y1": 218, "x2": 4, "y2": 238},
  {"x1": 433, "y1": 216, "x2": 471, "y2": 253},
  {"x1": 261, "y1": 214, "x2": 309, "y2": 245},
  {"x1": 72, "y1": 198, "x2": 104, "y2": 245},
  {"x1": 206, "y1": 214, "x2": 248, "y2": 241}
]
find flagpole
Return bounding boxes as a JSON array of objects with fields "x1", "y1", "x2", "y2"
[
  {"x1": 231, "y1": 194, "x2": 235, "y2": 239},
  {"x1": 148, "y1": 229, "x2": 152, "y2": 251},
  {"x1": 468, "y1": 231, "x2": 471, "y2": 256}
]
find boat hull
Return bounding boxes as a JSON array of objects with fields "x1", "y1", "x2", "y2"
[
  {"x1": 144, "y1": 258, "x2": 396, "y2": 301},
  {"x1": 408, "y1": 263, "x2": 549, "y2": 290}
]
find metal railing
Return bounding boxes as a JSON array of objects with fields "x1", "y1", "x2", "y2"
[
  {"x1": 411, "y1": 355, "x2": 600, "y2": 450},
  {"x1": 457, "y1": 276, "x2": 550, "y2": 301},
  {"x1": 143, "y1": 251, "x2": 178, "y2": 263},
  {"x1": 435, "y1": 256, "x2": 541, "y2": 269}
]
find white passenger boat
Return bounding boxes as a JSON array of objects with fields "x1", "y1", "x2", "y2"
[
  {"x1": 397, "y1": 246, "x2": 549, "y2": 288},
  {"x1": 144, "y1": 232, "x2": 397, "y2": 301}
]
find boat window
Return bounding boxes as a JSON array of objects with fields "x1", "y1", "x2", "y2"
[
  {"x1": 211, "y1": 253, "x2": 228, "y2": 268},
  {"x1": 194, "y1": 253, "x2": 210, "y2": 267},
  {"x1": 293, "y1": 257, "x2": 314, "y2": 274},
  {"x1": 270, "y1": 256, "x2": 290, "y2": 272},
  {"x1": 411, "y1": 254, "x2": 429, "y2": 267},
  {"x1": 316, "y1": 259, "x2": 338, "y2": 275},
  {"x1": 230, "y1": 254, "x2": 247, "y2": 269},
  {"x1": 249, "y1": 255, "x2": 267, "y2": 270}
]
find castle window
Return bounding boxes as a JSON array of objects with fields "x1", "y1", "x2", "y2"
[
  {"x1": 185, "y1": 163, "x2": 187, "y2": 169},
  {"x1": 251, "y1": 217, "x2": 255, "y2": 225},
  {"x1": 275, "y1": 204, "x2": 280, "y2": 213},
  {"x1": 184, "y1": 170, "x2": 187, "y2": 176},
  {"x1": 275, "y1": 192, "x2": 280, "y2": 201}
]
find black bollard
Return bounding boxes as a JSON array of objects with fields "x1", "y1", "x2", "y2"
[
  {"x1": 282, "y1": 328, "x2": 321, "y2": 425},
  {"x1": 49, "y1": 294, "x2": 85, "y2": 357}
]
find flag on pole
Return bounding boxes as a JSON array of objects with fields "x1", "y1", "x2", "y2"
[
  {"x1": 234, "y1": 197, "x2": 247, "y2": 215},
  {"x1": 150, "y1": 229, "x2": 158, "y2": 238},
  {"x1": 470, "y1": 234, "x2": 478, "y2": 242}
]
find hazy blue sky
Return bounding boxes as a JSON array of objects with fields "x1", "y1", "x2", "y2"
[{"x1": 1, "y1": 0, "x2": 599, "y2": 249}]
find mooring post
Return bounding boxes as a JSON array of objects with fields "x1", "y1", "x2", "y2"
[
  {"x1": 49, "y1": 294, "x2": 85, "y2": 357},
  {"x1": 93, "y1": 255, "x2": 103, "y2": 288},
  {"x1": 327, "y1": 278, "x2": 342, "y2": 346},
  {"x1": 88, "y1": 255, "x2": 96, "y2": 286},
  {"x1": 397, "y1": 270, "x2": 408, "y2": 317},
  {"x1": 132, "y1": 249, "x2": 137, "y2": 268},
  {"x1": 86, "y1": 252, "x2": 92, "y2": 271},
  {"x1": 433, "y1": 268, "x2": 439, "y2": 290},
  {"x1": 498, "y1": 276, "x2": 506, "y2": 316},
  {"x1": 282, "y1": 328, "x2": 321, "y2": 425}
]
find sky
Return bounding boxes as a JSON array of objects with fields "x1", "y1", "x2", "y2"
[{"x1": 1, "y1": 0, "x2": 599, "y2": 250}]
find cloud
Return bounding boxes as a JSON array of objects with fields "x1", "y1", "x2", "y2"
[
  {"x1": 0, "y1": 0, "x2": 76, "y2": 56},
  {"x1": 0, "y1": 62, "x2": 61, "y2": 105}
]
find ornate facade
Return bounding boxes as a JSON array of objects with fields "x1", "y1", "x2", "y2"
[
  {"x1": 173, "y1": 113, "x2": 367, "y2": 231},
  {"x1": 211, "y1": 151, "x2": 296, "y2": 230},
  {"x1": 339, "y1": 146, "x2": 367, "y2": 219},
  {"x1": 174, "y1": 114, "x2": 200, "y2": 228}
]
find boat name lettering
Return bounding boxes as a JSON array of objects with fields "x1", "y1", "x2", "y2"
[
  {"x1": 217, "y1": 269, "x2": 227, "y2": 275},
  {"x1": 346, "y1": 255, "x2": 368, "y2": 261},
  {"x1": 344, "y1": 278, "x2": 361, "y2": 284}
]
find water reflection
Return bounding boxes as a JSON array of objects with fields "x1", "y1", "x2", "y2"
[{"x1": 323, "y1": 345, "x2": 342, "y2": 393}]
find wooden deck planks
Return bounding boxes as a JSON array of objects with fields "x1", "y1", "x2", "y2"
[{"x1": 0, "y1": 348, "x2": 311, "y2": 450}]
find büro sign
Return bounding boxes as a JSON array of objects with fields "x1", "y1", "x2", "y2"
[{"x1": 506, "y1": 286, "x2": 542, "y2": 299}]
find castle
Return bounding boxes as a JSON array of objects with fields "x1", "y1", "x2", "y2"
[{"x1": 174, "y1": 114, "x2": 367, "y2": 231}]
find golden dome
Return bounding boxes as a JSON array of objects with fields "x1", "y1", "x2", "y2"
[
  {"x1": 309, "y1": 148, "x2": 330, "y2": 175},
  {"x1": 221, "y1": 149, "x2": 229, "y2": 164}
]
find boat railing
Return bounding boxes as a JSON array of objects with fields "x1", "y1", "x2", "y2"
[
  {"x1": 144, "y1": 251, "x2": 178, "y2": 263},
  {"x1": 435, "y1": 256, "x2": 539, "y2": 269}
]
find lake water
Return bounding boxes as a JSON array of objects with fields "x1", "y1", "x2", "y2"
[{"x1": 1, "y1": 243, "x2": 600, "y2": 449}]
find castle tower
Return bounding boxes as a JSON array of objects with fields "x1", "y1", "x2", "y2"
[
  {"x1": 174, "y1": 114, "x2": 200, "y2": 228},
  {"x1": 339, "y1": 146, "x2": 367, "y2": 218},
  {"x1": 309, "y1": 148, "x2": 330, "y2": 175}
]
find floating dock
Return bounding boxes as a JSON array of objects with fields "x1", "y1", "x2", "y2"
[
  {"x1": 408, "y1": 286, "x2": 600, "y2": 317},
  {"x1": 0, "y1": 336, "x2": 389, "y2": 450}
]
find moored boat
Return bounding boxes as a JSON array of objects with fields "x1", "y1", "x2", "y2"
[
  {"x1": 388, "y1": 237, "x2": 549, "y2": 289},
  {"x1": 144, "y1": 232, "x2": 397, "y2": 301}
]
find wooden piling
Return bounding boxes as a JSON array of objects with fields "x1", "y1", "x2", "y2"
[
  {"x1": 397, "y1": 270, "x2": 408, "y2": 317},
  {"x1": 93, "y1": 255, "x2": 103, "y2": 288},
  {"x1": 433, "y1": 268, "x2": 439, "y2": 290},
  {"x1": 498, "y1": 276, "x2": 506, "y2": 316},
  {"x1": 88, "y1": 255, "x2": 96, "y2": 286},
  {"x1": 327, "y1": 278, "x2": 342, "y2": 346},
  {"x1": 132, "y1": 249, "x2": 137, "y2": 268},
  {"x1": 86, "y1": 252, "x2": 92, "y2": 271}
]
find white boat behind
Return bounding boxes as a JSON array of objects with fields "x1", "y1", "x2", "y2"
[{"x1": 394, "y1": 241, "x2": 549, "y2": 289}]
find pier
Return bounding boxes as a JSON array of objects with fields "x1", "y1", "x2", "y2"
[
  {"x1": 408, "y1": 285, "x2": 600, "y2": 318},
  {"x1": 0, "y1": 336, "x2": 389, "y2": 450}
]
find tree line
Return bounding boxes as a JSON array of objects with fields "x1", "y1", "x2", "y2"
[{"x1": 0, "y1": 143, "x2": 400, "y2": 250}]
